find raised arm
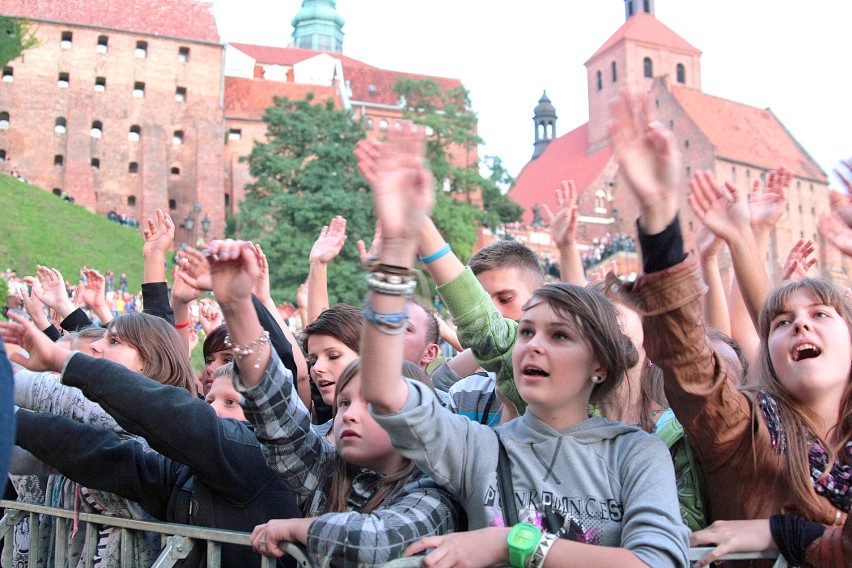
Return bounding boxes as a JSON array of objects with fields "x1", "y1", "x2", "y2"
[
  {"x1": 80, "y1": 268, "x2": 113, "y2": 325},
  {"x1": 551, "y1": 180, "x2": 587, "y2": 286},
  {"x1": 359, "y1": 123, "x2": 435, "y2": 415},
  {"x1": 307, "y1": 216, "x2": 348, "y2": 324},
  {"x1": 688, "y1": 170, "x2": 769, "y2": 328},
  {"x1": 693, "y1": 223, "x2": 730, "y2": 335}
]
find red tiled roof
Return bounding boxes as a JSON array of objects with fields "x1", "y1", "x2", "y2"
[
  {"x1": 1, "y1": 0, "x2": 219, "y2": 43},
  {"x1": 587, "y1": 13, "x2": 700, "y2": 62},
  {"x1": 509, "y1": 123, "x2": 613, "y2": 224},
  {"x1": 224, "y1": 77, "x2": 339, "y2": 120},
  {"x1": 229, "y1": 43, "x2": 376, "y2": 70},
  {"x1": 670, "y1": 85, "x2": 826, "y2": 181},
  {"x1": 228, "y1": 43, "x2": 463, "y2": 106}
]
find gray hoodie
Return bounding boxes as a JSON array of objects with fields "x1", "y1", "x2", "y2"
[{"x1": 373, "y1": 380, "x2": 690, "y2": 567}]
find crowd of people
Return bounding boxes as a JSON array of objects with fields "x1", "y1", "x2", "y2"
[{"x1": 0, "y1": 89, "x2": 851, "y2": 568}]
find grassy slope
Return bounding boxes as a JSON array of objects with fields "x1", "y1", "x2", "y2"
[{"x1": 0, "y1": 174, "x2": 146, "y2": 290}]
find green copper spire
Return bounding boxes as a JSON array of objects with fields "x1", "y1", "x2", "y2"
[{"x1": 291, "y1": 0, "x2": 345, "y2": 53}]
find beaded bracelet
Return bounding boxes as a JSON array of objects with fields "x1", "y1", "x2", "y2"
[
  {"x1": 362, "y1": 298, "x2": 409, "y2": 335},
  {"x1": 224, "y1": 330, "x2": 270, "y2": 369},
  {"x1": 419, "y1": 243, "x2": 451, "y2": 264},
  {"x1": 365, "y1": 272, "x2": 417, "y2": 296}
]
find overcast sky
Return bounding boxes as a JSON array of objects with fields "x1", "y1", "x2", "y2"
[{"x1": 213, "y1": 1, "x2": 852, "y2": 189}]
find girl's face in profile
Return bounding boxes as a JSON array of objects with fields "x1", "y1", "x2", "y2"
[
  {"x1": 333, "y1": 373, "x2": 404, "y2": 474},
  {"x1": 203, "y1": 349, "x2": 234, "y2": 395},
  {"x1": 306, "y1": 334, "x2": 359, "y2": 405},
  {"x1": 90, "y1": 330, "x2": 145, "y2": 374}
]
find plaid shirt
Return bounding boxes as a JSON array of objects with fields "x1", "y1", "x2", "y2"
[{"x1": 236, "y1": 351, "x2": 460, "y2": 567}]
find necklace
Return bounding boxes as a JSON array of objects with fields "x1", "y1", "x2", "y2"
[{"x1": 635, "y1": 410, "x2": 659, "y2": 428}]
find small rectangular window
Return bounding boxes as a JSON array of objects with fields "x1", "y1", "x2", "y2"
[
  {"x1": 128, "y1": 162, "x2": 138, "y2": 173},
  {"x1": 91, "y1": 158, "x2": 100, "y2": 170},
  {"x1": 2, "y1": 67, "x2": 12, "y2": 83},
  {"x1": 97, "y1": 35, "x2": 108, "y2": 54},
  {"x1": 94, "y1": 77, "x2": 106, "y2": 92},
  {"x1": 57, "y1": 72, "x2": 69, "y2": 88},
  {"x1": 135, "y1": 41, "x2": 148, "y2": 58},
  {"x1": 175, "y1": 87, "x2": 186, "y2": 102},
  {"x1": 178, "y1": 47, "x2": 190, "y2": 62},
  {"x1": 132, "y1": 82, "x2": 145, "y2": 98},
  {"x1": 54, "y1": 155, "x2": 63, "y2": 166},
  {"x1": 228, "y1": 129, "x2": 242, "y2": 141},
  {"x1": 61, "y1": 31, "x2": 72, "y2": 49}
]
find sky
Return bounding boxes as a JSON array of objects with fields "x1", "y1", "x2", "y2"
[{"x1": 213, "y1": 1, "x2": 852, "y2": 189}]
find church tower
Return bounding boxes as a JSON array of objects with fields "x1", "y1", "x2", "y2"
[
  {"x1": 532, "y1": 91, "x2": 557, "y2": 160},
  {"x1": 624, "y1": 0, "x2": 655, "y2": 19},
  {"x1": 583, "y1": 2, "x2": 700, "y2": 152},
  {"x1": 291, "y1": 0, "x2": 345, "y2": 53}
]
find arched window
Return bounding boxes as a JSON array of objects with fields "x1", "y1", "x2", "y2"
[
  {"x1": 55, "y1": 117, "x2": 67, "y2": 134},
  {"x1": 172, "y1": 130, "x2": 184, "y2": 146},
  {"x1": 90, "y1": 120, "x2": 103, "y2": 138},
  {"x1": 128, "y1": 125, "x2": 141, "y2": 142},
  {"x1": 97, "y1": 35, "x2": 108, "y2": 54},
  {"x1": 0, "y1": 112, "x2": 9, "y2": 129},
  {"x1": 676, "y1": 63, "x2": 686, "y2": 84},
  {"x1": 364, "y1": 117, "x2": 373, "y2": 130},
  {"x1": 611, "y1": 61, "x2": 617, "y2": 82},
  {"x1": 127, "y1": 195, "x2": 137, "y2": 206},
  {"x1": 596, "y1": 70, "x2": 602, "y2": 91},
  {"x1": 379, "y1": 120, "x2": 388, "y2": 132},
  {"x1": 595, "y1": 189, "x2": 607, "y2": 213},
  {"x1": 2, "y1": 67, "x2": 12, "y2": 82},
  {"x1": 135, "y1": 41, "x2": 147, "y2": 58},
  {"x1": 643, "y1": 57, "x2": 653, "y2": 78}
]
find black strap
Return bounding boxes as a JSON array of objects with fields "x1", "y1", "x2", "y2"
[
  {"x1": 495, "y1": 431, "x2": 519, "y2": 527},
  {"x1": 480, "y1": 389, "x2": 497, "y2": 425}
]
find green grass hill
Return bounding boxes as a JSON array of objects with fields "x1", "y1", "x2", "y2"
[{"x1": 0, "y1": 174, "x2": 146, "y2": 291}]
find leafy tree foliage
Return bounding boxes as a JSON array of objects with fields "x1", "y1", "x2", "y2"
[
  {"x1": 0, "y1": 17, "x2": 37, "y2": 68},
  {"x1": 237, "y1": 95, "x2": 373, "y2": 305}
]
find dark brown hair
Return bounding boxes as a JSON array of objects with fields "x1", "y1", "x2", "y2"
[
  {"x1": 524, "y1": 283, "x2": 634, "y2": 404},
  {"x1": 302, "y1": 304, "x2": 363, "y2": 355},
  {"x1": 203, "y1": 324, "x2": 229, "y2": 361}
]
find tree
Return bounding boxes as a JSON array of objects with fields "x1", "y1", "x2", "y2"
[
  {"x1": 237, "y1": 94, "x2": 373, "y2": 305},
  {"x1": 394, "y1": 78, "x2": 523, "y2": 243},
  {"x1": 0, "y1": 16, "x2": 37, "y2": 68}
]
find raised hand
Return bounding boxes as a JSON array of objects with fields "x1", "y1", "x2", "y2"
[
  {"x1": 0, "y1": 311, "x2": 70, "y2": 372},
  {"x1": 828, "y1": 187, "x2": 852, "y2": 228},
  {"x1": 175, "y1": 247, "x2": 213, "y2": 291},
  {"x1": 80, "y1": 268, "x2": 108, "y2": 311},
  {"x1": 369, "y1": 122, "x2": 435, "y2": 246},
  {"x1": 205, "y1": 239, "x2": 260, "y2": 308},
  {"x1": 749, "y1": 168, "x2": 790, "y2": 235},
  {"x1": 819, "y1": 210, "x2": 852, "y2": 257},
  {"x1": 357, "y1": 221, "x2": 383, "y2": 266},
  {"x1": 309, "y1": 216, "x2": 348, "y2": 265},
  {"x1": 32, "y1": 265, "x2": 75, "y2": 318},
  {"x1": 694, "y1": 223, "x2": 724, "y2": 262},
  {"x1": 354, "y1": 138, "x2": 381, "y2": 188},
  {"x1": 295, "y1": 281, "x2": 308, "y2": 312},
  {"x1": 781, "y1": 238, "x2": 817, "y2": 281},
  {"x1": 198, "y1": 300, "x2": 223, "y2": 334},
  {"x1": 608, "y1": 90, "x2": 680, "y2": 234},
  {"x1": 550, "y1": 180, "x2": 579, "y2": 249},
  {"x1": 688, "y1": 170, "x2": 751, "y2": 243},
  {"x1": 142, "y1": 208, "x2": 175, "y2": 259},
  {"x1": 171, "y1": 267, "x2": 204, "y2": 305},
  {"x1": 19, "y1": 277, "x2": 49, "y2": 329},
  {"x1": 251, "y1": 242, "x2": 273, "y2": 304}
]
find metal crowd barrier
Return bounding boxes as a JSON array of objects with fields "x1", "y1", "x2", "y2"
[{"x1": 0, "y1": 499, "x2": 787, "y2": 567}]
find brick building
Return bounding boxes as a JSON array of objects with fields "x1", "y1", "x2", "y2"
[
  {"x1": 0, "y1": 0, "x2": 226, "y2": 245},
  {"x1": 510, "y1": 0, "x2": 846, "y2": 286}
]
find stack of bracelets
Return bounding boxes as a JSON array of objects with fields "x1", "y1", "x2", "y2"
[{"x1": 362, "y1": 261, "x2": 419, "y2": 335}]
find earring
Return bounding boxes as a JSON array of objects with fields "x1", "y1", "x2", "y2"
[{"x1": 591, "y1": 375, "x2": 603, "y2": 384}]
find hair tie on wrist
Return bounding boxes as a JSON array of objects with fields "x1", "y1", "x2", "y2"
[
  {"x1": 420, "y1": 243, "x2": 451, "y2": 264},
  {"x1": 174, "y1": 321, "x2": 190, "y2": 329}
]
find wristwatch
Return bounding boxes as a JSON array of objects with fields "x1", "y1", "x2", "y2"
[{"x1": 507, "y1": 523, "x2": 542, "y2": 568}]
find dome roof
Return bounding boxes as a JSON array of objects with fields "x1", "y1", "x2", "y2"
[
  {"x1": 291, "y1": 0, "x2": 345, "y2": 27},
  {"x1": 534, "y1": 91, "x2": 556, "y2": 116}
]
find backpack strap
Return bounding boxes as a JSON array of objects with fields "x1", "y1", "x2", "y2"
[{"x1": 495, "y1": 430, "x2": 519, "y2": 527}]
